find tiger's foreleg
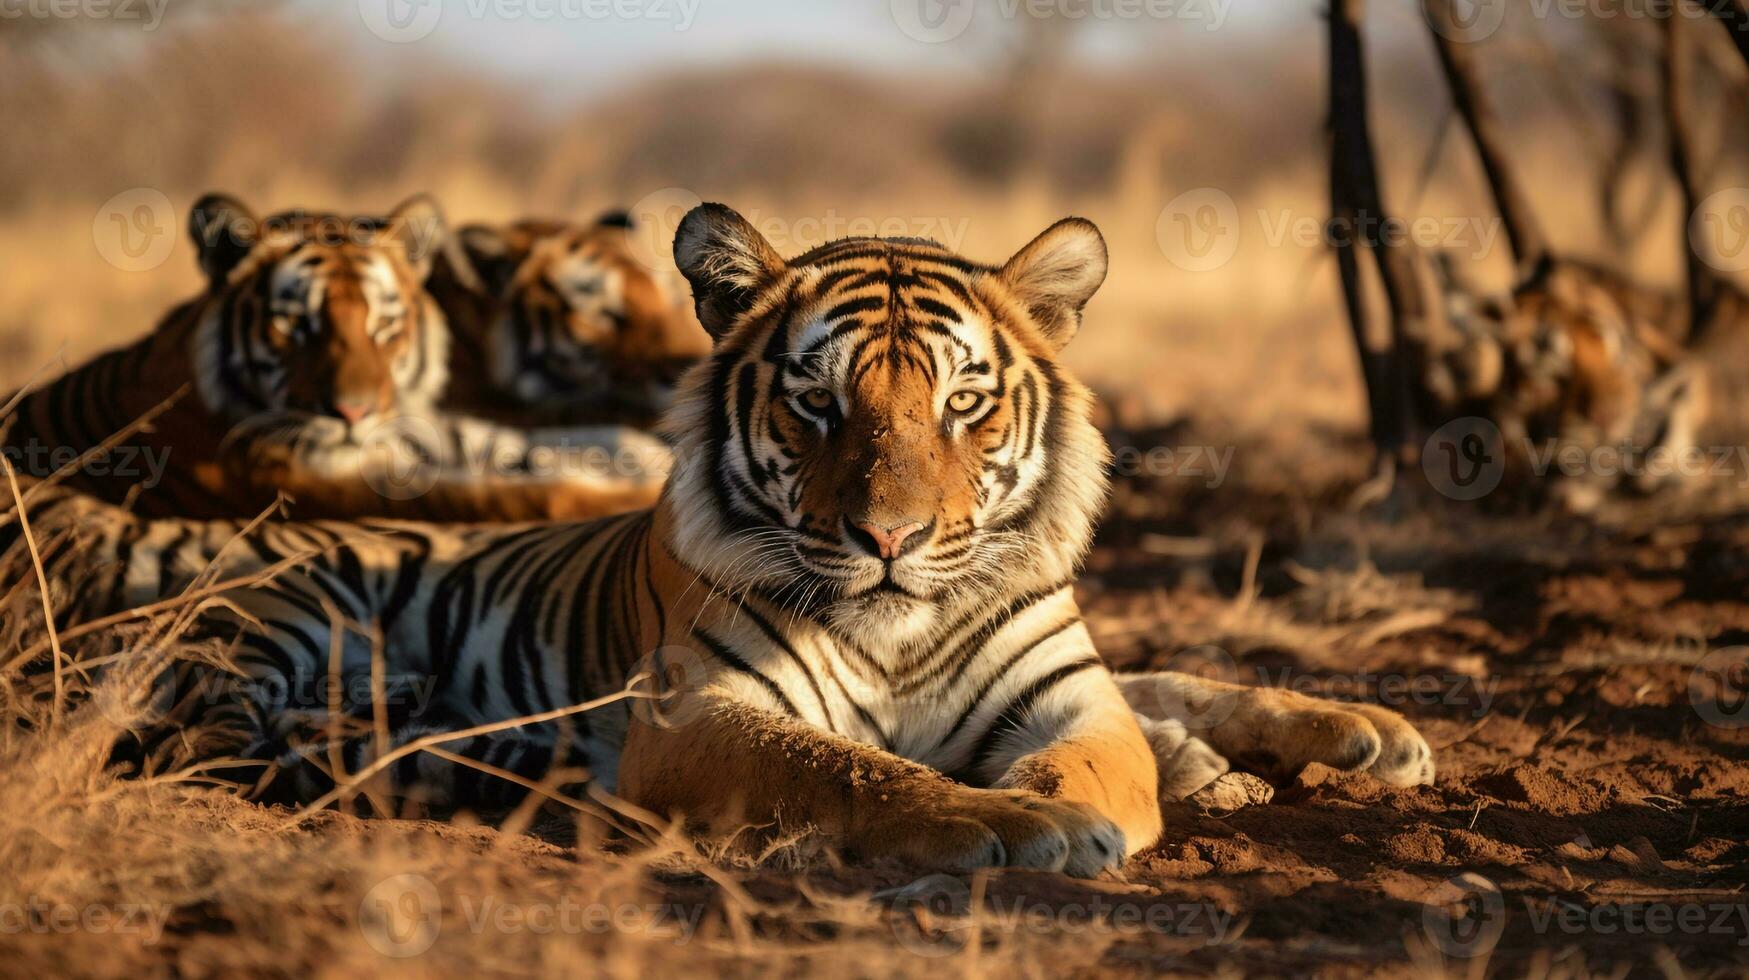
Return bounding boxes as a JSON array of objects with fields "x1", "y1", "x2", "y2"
[
  {"x1": 617, "y1": 698, "x2": 1134, "y2": 877},
  {"x1": 971, "y1": 669, "x2": 1165, "y2": 858}
]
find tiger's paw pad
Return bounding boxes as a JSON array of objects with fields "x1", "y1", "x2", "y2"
[{"x1": 869, "y1": 789, "x2": 1126, "y2": 878}]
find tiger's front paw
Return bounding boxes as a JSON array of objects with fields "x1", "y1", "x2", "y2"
[
  {"x1": 1227, "y1": 690, "x2": 1435, "y2": 787},
  {"x1": 860, "y1": 787, "x2": 1126, "y2": 878}
]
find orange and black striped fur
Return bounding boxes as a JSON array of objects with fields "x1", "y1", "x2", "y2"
[
  {"x1": 8, "y1": 206, "x2": 1430, "y2": 875},
  {"x1": 435, "y1": 214, "x2": 709, "y2": 428},
  {"x1": 1, "y1": 195, "x2": 669, "y2": 522},
  {"x1": 1, "y1": 194, "x2": 453, "y2": 518},
  {"x1": 1427, "y1": 253, "x2": 1708, "y2": 503}
]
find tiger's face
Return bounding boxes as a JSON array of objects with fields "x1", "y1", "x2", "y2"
[
  {"x1": 188, "y1": 194, "x2": 451, "y2": 430},
  {"x1": 663, "y1": 204, "x2": 1110, "y2": 644},
  {"x1": 459, "y1": 216, "x2": 709, "y2": 424}
]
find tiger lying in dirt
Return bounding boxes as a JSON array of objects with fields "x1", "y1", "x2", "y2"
[{"x1": 6, "y1": 206, "x2": 1432, "y2": 875}]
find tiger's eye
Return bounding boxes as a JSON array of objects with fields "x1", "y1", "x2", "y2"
[
  {"x1": 800, "y1": 388, "x2": 834, "y2": 412},
  {"x1": 947, "y1": 390, "x2": 985, "y2": 414}
]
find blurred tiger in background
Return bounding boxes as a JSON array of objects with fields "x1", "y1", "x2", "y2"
[
  {"x1": 0, "y1": 193, "x2": 452, "y2": 517},
  {"x1": 434, "y1": 213, "x2": 710, "y2": 428},
  {"x1": 1423, "y1": 251, "x2": 1710, "y2": 509},
  {"x1": 0, "y1": 194, "x2": 669, "y2": 521},
  {"x1": 0, "y1": 204, "x2": 1432, "y2": 876}
]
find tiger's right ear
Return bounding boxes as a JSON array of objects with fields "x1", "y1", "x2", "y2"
[
  {"x1": 189, "y1": 193, "x2": 259, "y2": 290},
  {"x1": 672, "y1": 203, "x2": 785, "y2": 340}
]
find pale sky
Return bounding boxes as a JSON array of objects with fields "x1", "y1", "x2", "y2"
[{"x1": 328, "y1": 0, "x2": 1311, "y2": 90}]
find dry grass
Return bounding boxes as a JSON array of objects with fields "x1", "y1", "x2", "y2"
[{"x1": 0, "y1": 510, "x2": 1116, "y2": 978}]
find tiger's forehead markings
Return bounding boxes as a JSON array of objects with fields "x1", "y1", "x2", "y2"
[
  {"x1": 763, "y1": 239, "x2": 996, "y2": 370},
  {"x1": 265, "y1": 248, "x2": 405, "y2": 319}
]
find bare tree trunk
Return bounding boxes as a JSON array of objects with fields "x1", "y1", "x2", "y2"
[
  {"x1": 1329, "y1": 0, "x2": 1427, "y2": 460},
  {"x1": 1423, "y1": 0, "x2": 1551, "y2": 278},
  {"x1": 1664, "y1": 5, "x2": 1724, "y2": 341}
]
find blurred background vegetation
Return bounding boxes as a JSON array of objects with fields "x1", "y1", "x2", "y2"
[{"x1": 1, "y1": 0, "x2": 1742, "y2": 434}]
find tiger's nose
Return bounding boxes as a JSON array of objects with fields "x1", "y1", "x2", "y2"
[
  {"x1": 333, "y1": 397, "x2": 375, "y2": 425},
  {"x1": 848, "y1": 518, "x2": 931, "y2": 561}
]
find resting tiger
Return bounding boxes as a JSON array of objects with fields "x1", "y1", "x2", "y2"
[
  {"x1": 0, "y1": 194, "x2": 666, "y2": 522},
  {"x1": 0, "y1": 193, "x2": 451, "y2": 517},
  {"x1": 434, "y1": 213, "x2": 710, "y2": 428},
  {"x1": 1425, "y1": 253, "x2": 1708, "y2": 506},
  {"x1": 10, "y1": 206, "x2": 1431, "y2": 875}
]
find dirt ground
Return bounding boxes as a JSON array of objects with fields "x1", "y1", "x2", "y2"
[
  {"x1": 1074, "y1": 417, "x2": 1749, "y2": 976},
  {"x1": 3, "y1": 415, "x2": 1748, "y2": 978}
]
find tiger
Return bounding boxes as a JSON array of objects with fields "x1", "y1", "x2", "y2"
[
  {"x1": 1422, "y1": 252, "x2": 1710, "y2": 507},
  {"x1": 0, "y1": 193, "x2": 452, "y2": 518},
  {"x1": 433, "y1": 213, "x2": 710, "y2": 428},
  {"x1": 7, "y1": 205, "x2": 1432, "y2": 876},
  {"x1": 0, "y1": 194, "x2": 668, "y2": 522}
]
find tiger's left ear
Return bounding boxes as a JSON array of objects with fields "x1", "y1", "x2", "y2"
[
  {"x1": 673, "y1": 203, "x2": 786, "y2": 341},
  {"x1": 998, "y1": 218, "x2": 1108, "y2": 349},
  {"x1": 382, "y1": 193, "x2": 451, "y2": 283}
]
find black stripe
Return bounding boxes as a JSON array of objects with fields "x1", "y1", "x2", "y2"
[
  {"x1": 691, "y1": 628, "x2": 799, "y2": 716},
  {"x1": 939, "y1": 617, "x2": 1082, "y2": 748},
  {"x1": 968, "y1": 656, "x2": 1102, "y2": 773}
]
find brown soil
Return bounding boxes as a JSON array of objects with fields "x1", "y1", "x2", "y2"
[{"x1": 4, "y1": 419, "x2": 1747, "y2": 978}]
